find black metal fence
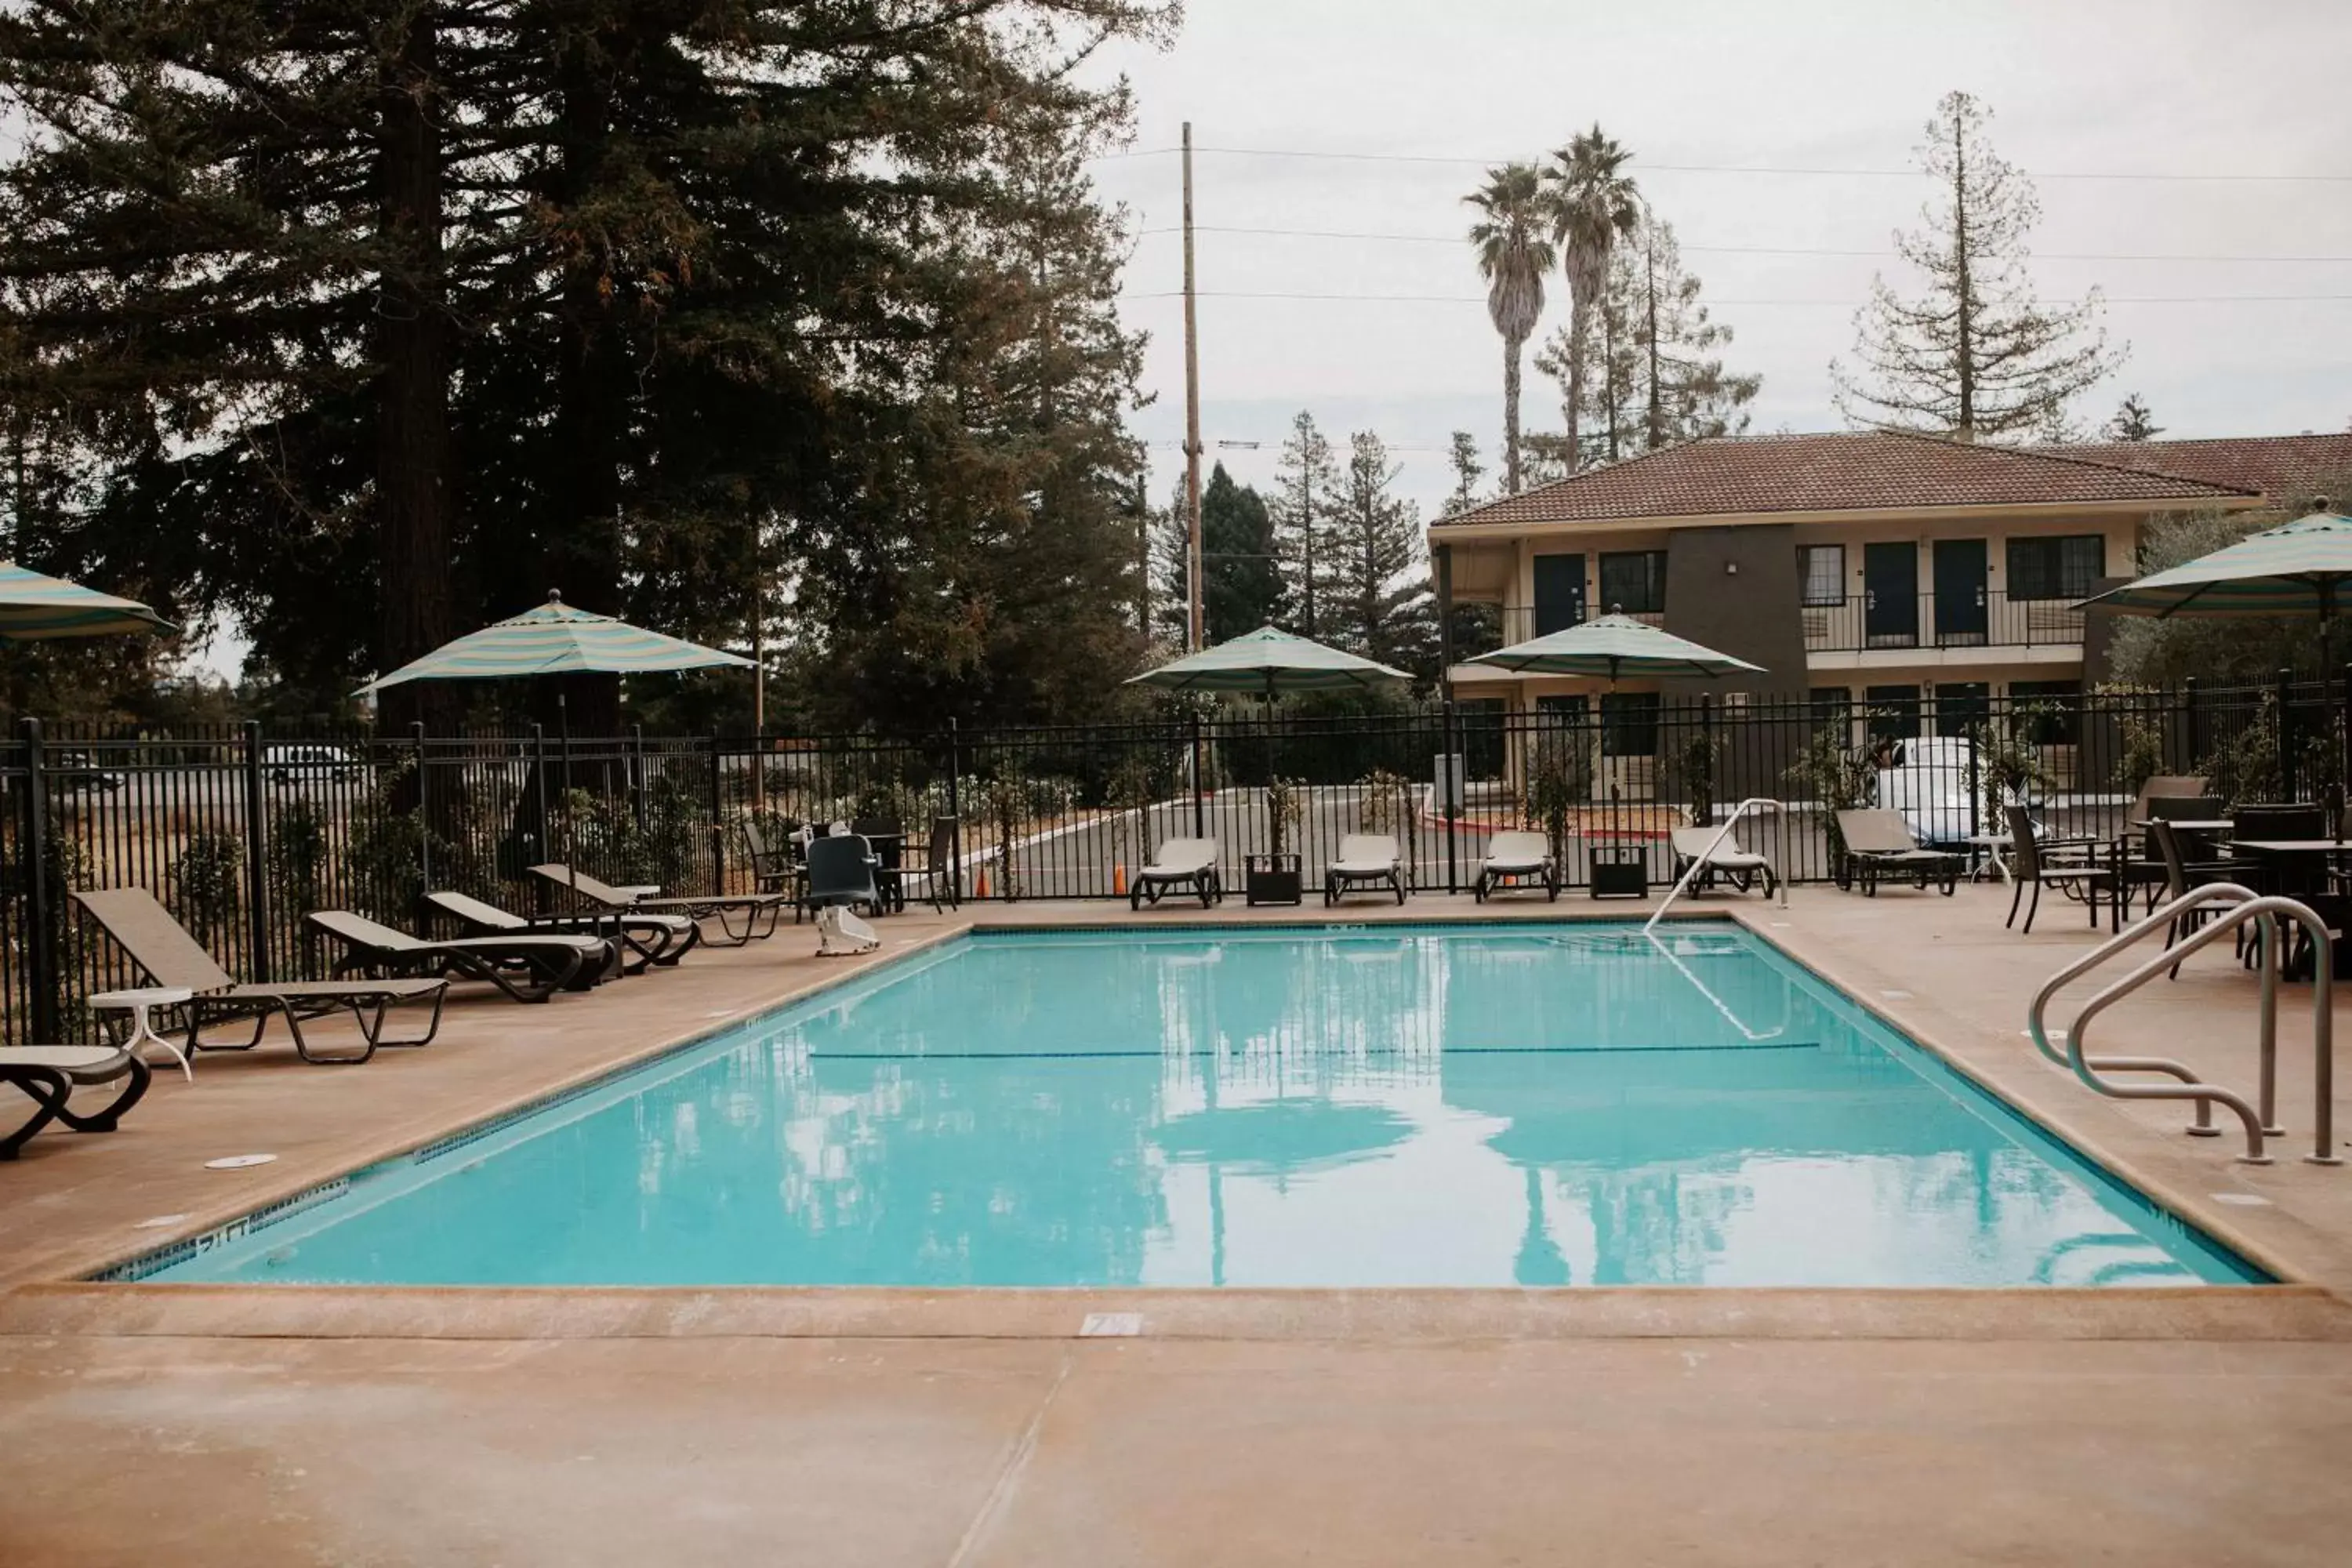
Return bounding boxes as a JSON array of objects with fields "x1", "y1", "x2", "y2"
[{"x1": 5, "y1": 673, "x2": 2347, "y2": 1044}]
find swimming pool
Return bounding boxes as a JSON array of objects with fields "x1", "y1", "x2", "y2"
[{"x1": 132, "y1": 923, "x2": 2263, "y2": 1287}]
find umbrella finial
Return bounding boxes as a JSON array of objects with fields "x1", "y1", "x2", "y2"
[{"x1": 546, "y1": 589, "x2": 564, "y2": 604}]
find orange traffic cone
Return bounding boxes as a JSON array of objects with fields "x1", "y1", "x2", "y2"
[
  {"x1": 1112, "y1": 863, "x2": 1128, "y2": 896},
  {"x1": 974, "y1": 865, "x2": 991, "y2": 899}
]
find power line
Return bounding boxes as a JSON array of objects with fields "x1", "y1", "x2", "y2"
[
  {"x1": 1097, "y1": 143, "x2": 2352, "y2": 183},
  {"x1": 1122, "y1": 289, "x2": 2352, "y2": 306},
  {"x1": 1134, "y1": 223, "x2": 2352, "y2": 264}
]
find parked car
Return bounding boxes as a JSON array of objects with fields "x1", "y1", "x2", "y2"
[
  {"x1": 1869, "y1": 735, "x2": 2041, "y2": 847},
  {"x1": 265, "y1": 743, "x2": 366, "y2": 787}
]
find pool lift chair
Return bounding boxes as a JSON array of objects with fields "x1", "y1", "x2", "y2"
[{"x1": 808, "y1": 833, "x2": 883, "y2": 956}]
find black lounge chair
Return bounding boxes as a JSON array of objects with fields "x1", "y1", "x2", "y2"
[
  {"x1": 72, "y1": 888, "x2": 446, "y2": 1065},
  {"x1": 307, "y1": 910, "x2": 610, "y2": 1003},
  {"x1": 426, "y1": 889, "x2": 700, "y2": 974},
  {"x1": 1, "y1": 1044, "x2": 153, "y2": 1159},
  {"x1": 528, "y1": 866, "x2": 789, "y2": 947},
  {"x1": 1834, "y1": 810, "x2": 1962, "y2": 898}
]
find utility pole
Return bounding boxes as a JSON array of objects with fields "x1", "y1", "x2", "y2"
[
  {"x1": 1134, "y1": 474, "x2": 1151, "y2": 637},
  {"x1": 1181, "y1": 120, "x2": 1204, "y2": 652}
]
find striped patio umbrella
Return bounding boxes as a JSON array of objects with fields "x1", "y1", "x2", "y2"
[
  {"x1": 1462, "y1": 612, "x2": 1764, "y2": 684},
  {"x1": 0, "y1": 560, "x2": 175, "y2": 640},
  {"x1": 1124, "y1": 624, "x2": 1410, "y2": 699},
  {"x1": 2076, "y1": 510, "x2": 2352, "y2": 621},
  {"x1": 354, "y1": 591, "x2": 751, "y2": 694}
]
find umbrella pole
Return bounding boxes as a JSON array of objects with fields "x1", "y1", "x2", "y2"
[{"x1": 561, "y1": 690, "x2": 578, "y2": 906}]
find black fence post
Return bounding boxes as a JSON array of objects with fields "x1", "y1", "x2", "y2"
[
  {"x1": 1190, "y1": 710, "x2": 1207, "y2": 840},
  {"x1": 411, "y1": 720, "x2": 430, "y2": 905},
  {"x1": 2276, "y1": 666, "x2": 2295, "y2": 800},
  {"x1": 530, "y1": 722, "x2": 548, "y2": 901},
  {"x1": 2182, "y1": 677, "x2": 2200, "y2": 771},
  {"x1": 707, "y1": 732, "x2": 726, "y2": 894},
  {"x1": 630, "y1": 724, "x2": 648, "y2": 833},
  {"x1": 946, "y1": 717, "x2": 964, "y2": 902},
  {"x1": 20, "y1": 718, "x2": 57, "y2": 1043},
  {"x1": 241, "y1": 719, "x2": 272, "y2": 982},
  {"x1": 1442, "y1": 697, "x2": 1459, "y2": 895}
]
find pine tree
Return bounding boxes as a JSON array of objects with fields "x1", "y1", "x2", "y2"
[
  {"x1": 0, "y1": 1, "x2": 1178, "y2": 730},
  {"x1": 1196, "y1": 463, "x2": 1283, "y2": 643},
  {"x1": 1269, "y1": 410, "x2": 1341, "y2": 637},
  {"x1": 1832, "y1": 90, "x2": 2122, "y2": 441},
  {"x1": 1537, "y1": 216, "x2": 1757, "y2": 463},
  {"x1": 1444, "y1": 431, "x2": 1486, "y2": 516},
  {"x1": 1329, "y1": 432, "x2": 1438, "y2": 674},
  {"x1": 2104, "y1": 394, "x2": 2163, "y2": 441}
]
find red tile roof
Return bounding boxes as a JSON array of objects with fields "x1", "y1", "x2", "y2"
[
  {"x1": 2028, "y1": 434, "x2": 2352, "y2": 505},
  {"x1": 1433, "y1": 430, "x2": 2258, "y2": 528}
]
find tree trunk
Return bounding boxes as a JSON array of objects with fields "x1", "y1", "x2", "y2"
[
  {"x1": 543, "y1": 22, "x2": 626, "y2": 738},
  {"x1": 1566, "y1": 296, "x2": 1590, "y2": 472},
  {"x1": 1502, "y1": 335, "x2": 1523, "y2": 494},
  {"x1": 1644, "y1": 235, "x2": 1665, "y2": 452},
  {"x1": 373, "y1": 2, "x2": 459, "y2": 734}
]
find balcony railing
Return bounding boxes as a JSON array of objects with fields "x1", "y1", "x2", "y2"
[
  {"x1": 1800, "y1": 589, "x2": 2085, "y2": 654},
  {"x1": 1451, "y1": 605, "x2": 1664, "y2": 659},
  {"x1": 1449, "y1": 590, "x2": 2084, "y2": 666}
]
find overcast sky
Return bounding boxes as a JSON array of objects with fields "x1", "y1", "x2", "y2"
[{"x1": 1085, "y1": 0, "x2": 2352, "y2": 522}]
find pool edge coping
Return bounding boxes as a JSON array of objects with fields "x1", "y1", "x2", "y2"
[{"x1": 21, "y1": 903, "x2": 2336, "y2": 1305}]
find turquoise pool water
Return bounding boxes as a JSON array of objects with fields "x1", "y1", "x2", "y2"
[{"x1": 140, "y1": 924, "x2": 2261, "y2": 1288}]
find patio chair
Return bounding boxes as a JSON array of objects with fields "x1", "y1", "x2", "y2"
[
  {"x1": 1131, "y1": 837, "x2": 1221, "y2": 909},
  {"x1": 1834, "y1": 810, "x2": 1963, "y2": 898},
  {"x1": 2003, "y1": 806, "x2": 2114, "y2": 932},
  {"x1": 1475, "y1": 830, "x2": 1558, "y2": 902},
  {"x1": 896, "y1": 816, "x2": 962, "y2": 913},
  {"x1": 1325, "y1": 834, "x2": 1406, "y2": 906},
  {"x1": 527, "y1": 865, "x2": 789, "y2": 947},
  {"x1": 740, "y1": 819, "x2": 807, "y2": 904},
  {"x1": 71, "y1": 888, "x2": 447, "y2": 1065},
  {"x1": 306, "y1": 910, "x2": 609, "y2": 1003},
  {"x1": 426, "y1": 889, "x2": 700, "y2": 974},
  {"x1": 807, "y1": 833, "x2": 881, "y2": 956},
  {"x1": 2148, "y1": 820, "x2": 2260, "y2": 978},
  {"x1": 1669, "y1": 826, "x2": 1777, "y2": 898},
  {"x1": 1, "y1": 1042, "x2": 153, "y2": 1159}
]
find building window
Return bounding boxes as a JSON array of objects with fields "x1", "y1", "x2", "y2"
[
  {"x1": 2009, "y1": 678, "x2": 2082, "y2": 746},
  {"x1": 1601, "y1": 691, "x2": 1659, "y2": 757},
  {"x1": 1798, "y1": 545, "x2": 1846, "y2": 606},
  {"x1": 1598, "y1": 550, "x2": 1668, "y2": 615},
  {"x1": 2005, "y1": 535, "x2": 2105, "y2": 601},
  {"x1": 1864, "y1": 684, "x2": 1922, "y2": 742}
]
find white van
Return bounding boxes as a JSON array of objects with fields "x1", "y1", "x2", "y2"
[{"x1": 1871, "y1": 735, "x2": 2034, "y2": 846}]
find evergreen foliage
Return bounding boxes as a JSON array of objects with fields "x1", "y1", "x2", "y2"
[{"x1": 1831, "y1": 90, "x2": 2122, "y2": 441}]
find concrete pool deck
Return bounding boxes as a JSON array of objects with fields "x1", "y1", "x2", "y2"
[{"x1": 5, "y1": 884, "x2": 2352, "y2": 1563}]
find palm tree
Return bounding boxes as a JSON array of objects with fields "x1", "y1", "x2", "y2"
[
  {"x1": 1544, "y1": 127, "x2": 1640, "y2": 473},
  {"x1": 1465, "y1": 162, "x2": 1555, "y2": 495}
]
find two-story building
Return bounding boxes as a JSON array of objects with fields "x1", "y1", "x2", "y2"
[{"x1": 1431, "y1": 430, "x2": 2352, "y2": 740}]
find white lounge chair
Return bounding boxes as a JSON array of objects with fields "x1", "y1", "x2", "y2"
[
  {"x1": 1475, "y1": 830, "x2": 1558, "y2": 902},
  {"x1": 1324, "y1": 833, "x2": 1405, "y2": 906},
  {"x1": 1835, "y1": 809, "x2": 1962, "y2": 897},
  {"x1": 1669, "y1": 826, "x2": 1778, "y2": 898},
  {"x1": 1131, "y1": 837, "x2": 1221, "y2": 909}
]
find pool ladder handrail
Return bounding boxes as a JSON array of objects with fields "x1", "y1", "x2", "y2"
[
  {"x1": 2025, "y1": 883, "x2": 2338, "y2": 1167},
  {"x1": 1642, "y1": 797, "x2": 1788, "y2": 935}
]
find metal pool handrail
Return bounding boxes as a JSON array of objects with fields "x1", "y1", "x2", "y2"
[
  {"x1": 1643, "y1": 797, "x2": 1788, "y2": 935},
  {"x1": 2027, "y1": 884, "x2": 2339, "y2": 1165}
]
